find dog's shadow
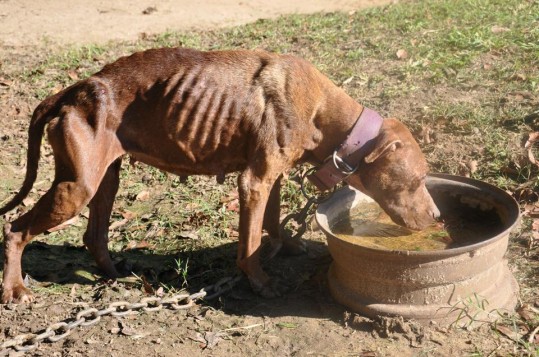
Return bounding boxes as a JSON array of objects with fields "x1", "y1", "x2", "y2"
[{"x1": 0, "y1": 236, "x2": 347, "y2": 321}]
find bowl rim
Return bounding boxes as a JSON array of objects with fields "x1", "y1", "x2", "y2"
[{"x1": 315, "y1": 173, "x2": 521, "y2": 257}]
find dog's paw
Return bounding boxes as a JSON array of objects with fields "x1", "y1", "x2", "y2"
[{"x1": 1, "y1": 284, "x2": 35, "y2": 304}]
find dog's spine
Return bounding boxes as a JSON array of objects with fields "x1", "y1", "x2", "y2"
[{"x1": 0, "y1": 89, "x2": 67, "y2": 215}]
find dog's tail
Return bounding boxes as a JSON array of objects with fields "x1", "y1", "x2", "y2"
[{"x1": 0, "y1": 88, "x2": 69, "y2": 215}]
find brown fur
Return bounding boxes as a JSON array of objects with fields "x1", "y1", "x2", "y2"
[{"x1": 0, "y1": 48, "x2": 439, "y2": 303}]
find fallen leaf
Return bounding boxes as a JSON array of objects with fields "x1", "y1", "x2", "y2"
[
  {"x1": 136, "y1": 190, "x2": 150, "y2": 201},
  {"x1": 532, "y1": 219, "x2": 539, "y2": 231},
  {"x1": 124, "y1": 240, "x2": 151, "y2": 250},
  {"x1": 204, "y1": 331, "x2": 225, "y2": 349},
  {"x1": 396, "y1": 49, "x2": 408, "y2": 59},
  {"x1": 67, "y1": 70, "x2": 79, "y2": 80},
  {"x1": 516, "y1": 304, "x2": 536, "y2": 321},
  {"x1": 491, "y1": 25, "x2": 510, "y2": 33},
  {"x1": 109, "y1": 218, "x2": 128, "y2": 230},
  {"x1": 495, "y1": 324, "x2": 523, "y2": 341},
  {"x1": 50, "y1": 84, "x2": 63, "y2": 95},
  {"x1": 142, "y1": 6, "x2": 157, "y2": 15},
  {"x1": 226, "y1": 199, "x2": 240, "y2": 212},
  {"x1": 189, "y1": 332, "x2": 207, "y2": 347},
  {"x1": 70, "y1": 283, "x2": 79, "y2": 298},
  {"x1": 120, "y1": 326, "x2": 138, "y2": 336},
  {"x1": 524, "y1": 132, "x2": 539, "y2": 166},
  {"x1": 0, "y1": 78, "x2": 12, "y2": 87},
  {"x1": 22, "y1": 197, "x2": 36, "y2": 207},
  {"x1": 342, "y1": 76, "x2": 354, "y2": 85},
  {"x1": 141, "y1": 274, "x2": 155, "y2": 295},
  {"x1": 466, "y1": 160, "x2": 478, "y2": 174},
  {"x1": 121, "y1": 210, "x2": 137, "y2": 219},
  {"x1": 178, "y1": 230, "x2": 199, "y2": 240}
]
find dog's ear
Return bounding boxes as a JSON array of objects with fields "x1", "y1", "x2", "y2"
[{"x1": 364, "y1": 137, "x2": 403, "y2": 163}]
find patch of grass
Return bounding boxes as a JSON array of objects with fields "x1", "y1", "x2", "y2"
[{"x1": 1, "y1": 3, "x2": 538, "y2": 354}]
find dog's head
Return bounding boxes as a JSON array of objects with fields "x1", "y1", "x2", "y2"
[{"x1": 345, "y1": 118, "x2": 440, "y2": 230}]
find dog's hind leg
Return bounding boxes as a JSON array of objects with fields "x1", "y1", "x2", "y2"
[
  {"x1": 1, "y1": 109, "x2": 123, "y2": 304},
  {"x1": 83, "y1": 158, "x2": 122, "y2": 278}
]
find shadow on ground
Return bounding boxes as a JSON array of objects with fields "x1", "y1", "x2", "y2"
[{"x1": 0, "y1": 237, "x2": 345, "y2": 321}]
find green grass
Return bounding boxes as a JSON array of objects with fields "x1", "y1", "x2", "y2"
[
  {"x1": 1, "y1": 2, "x2": 538, "y2": 353},
  {"x1": 2, "y1": 0, "x2": 537, "y2": 273}
]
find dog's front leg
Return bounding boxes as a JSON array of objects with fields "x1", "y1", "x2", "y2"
[
  {"x1": 237, "y1": 167, "x2": 282, "y2": 297},
  {"x1": 262, "y1": 176, "x2": 306, "y2": 259}
]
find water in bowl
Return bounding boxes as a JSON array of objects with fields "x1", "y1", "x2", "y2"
[{"x1": 330, "y1": 192, "x2": 504, "y2": 251}]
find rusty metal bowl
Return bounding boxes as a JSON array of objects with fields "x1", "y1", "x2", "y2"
[{"x1": 315, "y1": 173, "x2": 520, "y2": 325}]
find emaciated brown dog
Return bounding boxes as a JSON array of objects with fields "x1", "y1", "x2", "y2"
[{"x1": 0, "y1": 48, "x2": 439, "y2": 303}]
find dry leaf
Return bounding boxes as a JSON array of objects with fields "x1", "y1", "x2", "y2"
[
  {"x1": 70, "y1": 283, "x2": 78, "y2": 297},
  {"x1": 491, "y1": 25, "x2": 510, "y2": 33},
  {"x1": 50, "y1": 84, "x2": 63, "y2": 95},
  {"x1": 226, "y1": 199, "x2": 240, "y2": 212},
  {"x1": 496, "y1": 324, "x2": 522, "y2": 341},
  {"x1": 516, "y1": 304, "x2": 535, "y2": 321},
  {"x1": 525, "y1": 132, "x2": 539, "y2": 166},
  {"x1": 189, "y1": 332, "x2": 207, "y2": 347},
  {"x1": 142, "y1": 6, "x2": 157, "y2": 15},
  {"x1": 67, "y1": 70, "x2": 79, "y2": 80},
  {"x1": 22, "y1": 197, "x2": 36, "y2": 207},
  {"x1": 109, "y1": 218, "x2": 128, "y2": 230},
  {"x1": 0, "y1": 78, "x2": 12, "y2": 87},
  {"x1": 141, "y1": 274, "x2": 155, "y2": 295},
  {"x1": 342, "y1": 76, "x2": 354, "y2": 85},
  {"x1": 203, "y1": 331, "x2": 225, "y2": 349},
  {"x1": 136, "y1": 190, "x2": 150, "y2": 201},
  {"x1": 178, "y1": 231, "x2": 199, "y2": 240},
  {"x1": 532, "y1": 219, "x2": 539, "y2": 231},
  {"x1": 466, "y1": 160, "x2": 478, "y2": 174},
  {"x1": 121, "y1": 210, "x2": 137, "y2": 219},
  {"x1": 396, "y1": 49, "x2": 408, "y2": 59}
]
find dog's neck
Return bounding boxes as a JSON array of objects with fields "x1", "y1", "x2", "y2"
[{"x1": 308, "y1": 86, "x2": 364, "y2": 165}]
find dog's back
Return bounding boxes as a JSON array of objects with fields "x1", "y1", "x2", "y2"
[{"x1": 86, "y1": 48, "x2": 326, "y2": 176}]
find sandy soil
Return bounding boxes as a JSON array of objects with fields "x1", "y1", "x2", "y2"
[{"x1": 0, "y1": 0, "x2": 393, "y2": 47}]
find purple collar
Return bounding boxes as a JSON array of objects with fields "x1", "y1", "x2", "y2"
[{"x1": 307, "y1": 107, "x2": 383, "y2": 191}]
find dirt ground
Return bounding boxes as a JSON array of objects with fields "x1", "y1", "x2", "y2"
[
  {"x1": 0, "y1": 0, "x2": 393, "y2": 47},
  {"x1": 0, "y1": 1, "x2": 538, "y2": 356}
]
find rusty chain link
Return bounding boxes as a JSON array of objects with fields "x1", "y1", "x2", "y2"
[
  {"x1": 279, "y1": 167, "x2": 336, "y2": 240},
  {"x1": 0, "y1": 274, "x2": 242, "y2": 353}
]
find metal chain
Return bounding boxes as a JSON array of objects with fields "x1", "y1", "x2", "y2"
[
  {"x1": 0, "y1": 274, "x2": 242, "y2": 353},
  {"x1": 279, "y1": 167, "x2": 336, "y2": 240}
]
